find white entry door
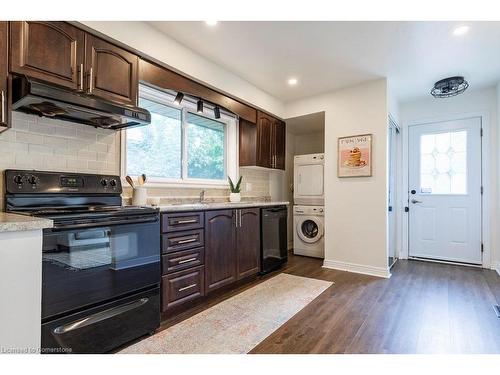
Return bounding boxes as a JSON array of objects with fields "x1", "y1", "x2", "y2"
[{"x1": 408, "y1": 117, "x2": 482, "y2": 264}]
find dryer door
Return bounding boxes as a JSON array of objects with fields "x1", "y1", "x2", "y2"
[
  {"x1": 296, "y1": 216, "x2": 324, "y2": 244},
  {"x1": 294, "y1": 164, "x2": 324, "y2": 198}
]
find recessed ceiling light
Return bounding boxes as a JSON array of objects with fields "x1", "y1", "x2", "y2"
[
  {"x1": 288, "y1": 78, "x2": 298, "y2": 86},
  {"x1": 205, "y1": 21, "x2": 218, "y2": 26},
  {"x1": 453, "y1": 25, "x2": 470, "y2": 36}
]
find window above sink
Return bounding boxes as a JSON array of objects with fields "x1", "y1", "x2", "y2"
[{"x1": 121, "y1": 84, "x2": 238, "y2": 188}]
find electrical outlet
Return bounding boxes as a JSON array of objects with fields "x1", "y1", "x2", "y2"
[{"x1": 246, "y1": 182, "x2": 252, "y2": 192}]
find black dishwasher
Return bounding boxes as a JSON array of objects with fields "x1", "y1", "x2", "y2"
[{"x1": 261, "y1": 206, "x2": 288, "y2": 274}]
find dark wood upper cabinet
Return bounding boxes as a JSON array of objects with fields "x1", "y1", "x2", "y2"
[
  {"x1": 239, "y1": 110, "x2": 286, "y2": 170},
  {"x1": 257, "y1": 112, "x2": 273, "y2": 168},
  {"x1": 0, "y1": 22, "x2": 9, "y2": 130},
  {"x1": 236, "y1": 208, "x2": 261, "y2": 279},
  {"x1": 205, "y1": 210, "x2": 237, "y2": 292},
  {"x1": 85, "y1": 35, "x2": 139, "y2": 105},
  {"x1": 272, "y1": 118, "x2": 286, "y2": 170},
  {"x1": 10, "y1": 21, "x2": 85, "y2": 91}
]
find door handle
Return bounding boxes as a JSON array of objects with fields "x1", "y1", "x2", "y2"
[
  {"x1": 87, "y1": 67, "x2": 93, "y2": 94},
  {"x1": 1, "y1": 90, "x2": 5, "y2": 124},
  {"x1": 78, "y1": 63, "x2": 84, "y2": 91},
  {"x1": 176, "y1": 238, "x2": 197, "y2": 244},
  {"x1": 411, "y1": 199, "x2": 423, "y2": 204},
  {"x1": 53, "y1": 298, "x2": 148, "y2": 334}
]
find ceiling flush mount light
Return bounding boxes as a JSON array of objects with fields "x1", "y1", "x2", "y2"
[
  {"x1": 197, "y1": 99, "x2": 203, "y2": 113},
  {"x1": 453, "y1": 25, "x2": 470, "y2": 36},
  {"x1": 214, "y1": 106, "x2": 221, "y2": 119},
  {"x1": 288, "y1": 78, "x2": 298, "y2": 86},
  {"x1": 431, "y1": 76, "x2": 469, "y2": 98},
  {"x1": 205, "y1": 21, "x2": 218, "y2": 26},
  {"x1": 174, "y1": 92, "x2": 184, "y2": 105}
]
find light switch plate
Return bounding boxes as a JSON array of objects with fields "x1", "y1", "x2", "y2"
[{"x1": 246, "y1": 182, "x2": 252, "y2": 192}]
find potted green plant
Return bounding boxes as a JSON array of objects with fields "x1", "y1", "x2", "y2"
[{"x1": 228, "y1": 176, "x2": 243, "y2": 203}]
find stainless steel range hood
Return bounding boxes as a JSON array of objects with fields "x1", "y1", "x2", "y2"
[{"x1": 11, "y1": 76, "x2": 151, "y2": 130}]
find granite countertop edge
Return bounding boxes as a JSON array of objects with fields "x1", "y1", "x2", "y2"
[
  {"x1": 0, "y1": 213, "x2": 54, "y2": 233},
  {"x1": 157, "y1": 201, "x2": 290, "y2": 212}
]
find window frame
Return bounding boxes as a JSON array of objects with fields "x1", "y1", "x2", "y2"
[{"x1": 121, "y1": 84, "x2": 239, "y2": 189}]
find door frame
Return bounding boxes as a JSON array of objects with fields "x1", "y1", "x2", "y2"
[{"x1": 400, "y1": 111, "x2": 491, "y2": 269}]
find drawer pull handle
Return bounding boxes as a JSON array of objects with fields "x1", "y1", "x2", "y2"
[
  {"x1": 177, "y1": 257, "x2": 197, "y2": 264},
  {"x1": 175, "y1": 219, "x2": 198, "y2": 224},
  {"x1": 178, "y1": 284, "x2": 197, "y2": 292},
  {"x1": 176, "y1": 238, "x2": 197, "y2": 244}
]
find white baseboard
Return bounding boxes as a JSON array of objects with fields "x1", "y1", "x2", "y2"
[
  {"x1": 322, "y1": 259, "x2": 391, "y2": 279},
  {"x1": 491, "y1": 262, "x2": 500, "y2": 276}
]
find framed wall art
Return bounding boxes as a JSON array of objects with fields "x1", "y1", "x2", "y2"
[{"x1": 337, "y1": 134, "x2": 372, "y2": 177}]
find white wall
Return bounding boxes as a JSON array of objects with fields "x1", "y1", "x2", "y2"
[
  {"x1": 400, "y1": 87, "x2": 499, "y2": 269},
  {"x1": 285, "y1": 79, "x2": 390, "y2": 277},
  {"x1": 81, "y1": 22, "x2": 285, "y2": 118}
]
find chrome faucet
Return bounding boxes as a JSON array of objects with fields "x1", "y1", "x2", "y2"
[{"x1": 199, "y1": 189, "x2": 206, "y2": 203}]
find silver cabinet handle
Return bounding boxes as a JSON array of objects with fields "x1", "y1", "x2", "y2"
[
  {"x1": 239, "y1": 209, "x2": 242, "y2": 228},
  {"x1": 78, "y1": 63, "x2": 84, "y2": 91},
  {"x1": 178, "y1": 284, "x2": 197, "y2": 292},
  {"x1": 411, "y1": 199, "x2": 423, "y2": 204},
  {"x1": 234, "y1": 210, "x2": 238, "y2": 228},
  {"x1": 177, "y1": 257, "x2": 197, "y2": 264},
  {"x1": 87, "y1": 67, "x2": 93, "y2": 94},
  {"x1": 1, "y1": 90, "x2": 5, "y2": 124},
  {"x1": 176, "y1": 219, "x2": 197, "y2": 224},
  {"x1": 53, "y1": 298, "x2": 148, "y2": 334},
  {"x1": 176, "y1": 238, "x2": 197, "y2": 244}
]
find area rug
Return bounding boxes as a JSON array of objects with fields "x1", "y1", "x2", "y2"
[{"x1": 120, "y1": 273, "x2": 333, "y2": 354}]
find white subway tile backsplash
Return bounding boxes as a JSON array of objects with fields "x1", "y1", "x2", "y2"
[
  {"x1": 43, "y1": 136, "x2": 68, "y2": 148},
  {"x1": 28, "y1": 144, "x2": 53, "y2": 154},
  {"x1": 0, "y1": 112, "x2": 121, "y2": 179},
  {"x1": 16, "y1": 131, "x2": 45, "y2": 145},
  {"x1": 0, "y1": 112, "x2": 270, "y2": 210}
]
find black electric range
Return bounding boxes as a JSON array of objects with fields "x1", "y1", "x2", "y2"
[{"x1": 4, "y1": 169, "x2": 161, "y2": 354}]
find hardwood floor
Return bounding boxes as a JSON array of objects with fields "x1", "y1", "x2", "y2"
[
  {"x1": 157, "y1": 253, "x2": 500, "y2": 354},
  {"x1": 251, "y1": 255, "x2": 500, "y2": 354}
]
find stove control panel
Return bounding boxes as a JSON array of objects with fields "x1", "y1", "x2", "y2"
[{"x1": 5, "y1": 170, "x2": 123, "y2": 194}]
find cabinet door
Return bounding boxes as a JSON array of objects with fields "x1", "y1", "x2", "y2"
[
  {"x1": 273, "y1": 119, "x2": 286, "y2": 170},
  {"x1": 0, "y1": 22, "x2": 8, "y2": 129},
  {"x1": 85, "y1": 35, "x2": 139, "y2": 105},
  {"x1": 256, "y1": 111, "x2": 273, "y2": 168},
  {"x1": 10, "y1": 21, "x2": 85, "y2": 91},
  {"x1": 236, "y1": 208, "x2": 261, "y2": 279},
  {"x1": 205, "y1": 210, "x2": 237, "y2": 292}
]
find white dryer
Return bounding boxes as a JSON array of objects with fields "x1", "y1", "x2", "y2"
[
  {"x1": 294, "y1": 153, "x2": 324, "y2": 205},
  {"x1": 293, "y1": 205, "x2": 325, "y2": 259}
]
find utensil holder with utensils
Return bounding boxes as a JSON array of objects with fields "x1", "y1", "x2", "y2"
[
  {"x1": 132, "y1": 186, "x2": 147, "y2": 206},
  {"x1": 127, "y1": 174, "x2": 148, "y2": 206}
]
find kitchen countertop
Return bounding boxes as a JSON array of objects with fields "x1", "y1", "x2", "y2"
[
  {"x1": 0, "y1": 212, "x2": 54, "y2": 233},
  {"x1": 157, "y1": 201, "x2": 289, "y2": 213}
]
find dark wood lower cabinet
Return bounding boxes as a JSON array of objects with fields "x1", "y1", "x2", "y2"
[
  {"x1": 161, "y1": 208, "x2": 262, "y2": 314},
  {"x1": 162, "y1": 266, "x2": 205, "y2": 311},
  {"x1": 205, "y1": 210, "x2": 237, "y2": 292},
  {"x1": 236, "y1": 208, "x2": 261, "y2": 279}
]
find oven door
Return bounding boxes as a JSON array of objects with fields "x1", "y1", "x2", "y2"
[{"x1": 42, "y1": 214, "x2": 160, "y2": 321}]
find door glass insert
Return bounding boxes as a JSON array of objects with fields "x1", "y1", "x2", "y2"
[
  {"x1": 420, "y1": 130, "x2": 467, "y2": 194},
  {"x1": 301, "y1": 220, "x2": 319, "y2": 238}
]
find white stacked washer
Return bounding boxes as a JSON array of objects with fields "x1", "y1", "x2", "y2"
[{"x1": 293, "y1": 153, "x2": 325, "y2": 258}]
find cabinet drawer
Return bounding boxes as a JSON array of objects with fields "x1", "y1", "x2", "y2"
[
  {"x1": 162, "y1": 266, "x2": 205, "y2": 311},
  {"x1": 162, "y1": 229, "x2": 204, "y2": 254},
  {"x1": 162, "y1": 247, "x2": 204, "y2": 274},
  {"x1": 161, "y1": 212, "x2": 204, "y2": 233}
]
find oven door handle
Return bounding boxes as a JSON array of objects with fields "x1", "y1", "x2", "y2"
[
  {"x1": 51, "y1": 215, "x2": 159, "y2": 231},
  {"x1": 53, "y1": 298, "x2": 149, "y2": 335}
]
